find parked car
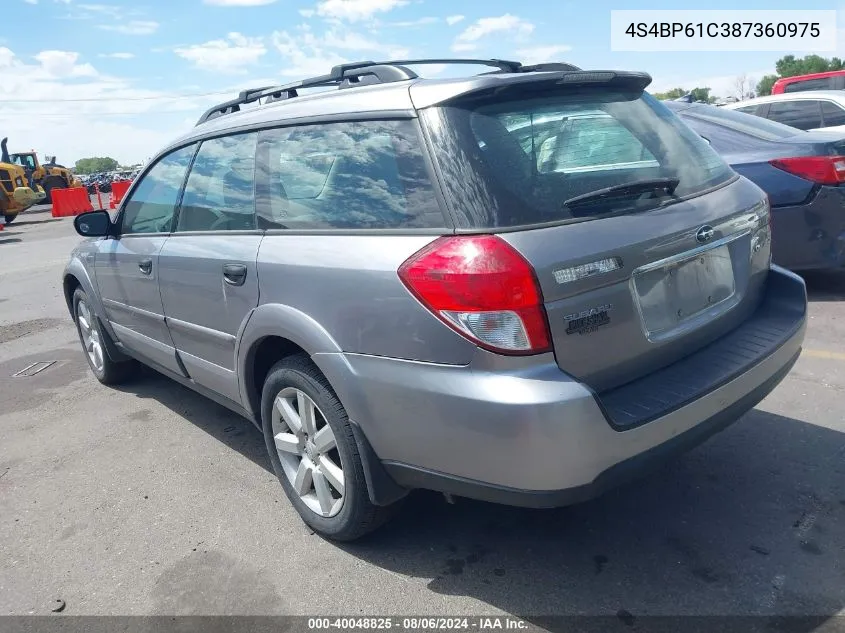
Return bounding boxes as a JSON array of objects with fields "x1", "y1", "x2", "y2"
[
  {"x1": 63, "y1": 59, "x2": 807, "y2": 541},
  {"x1": 723, "y1": 91, "x2": 845, "y2": 132},
  {"x1": 665, "y1": 101, "x2": 845, "y2": 271},
  {"x1": 772, "y1": 70, "x2": 845, "y2": 95}
]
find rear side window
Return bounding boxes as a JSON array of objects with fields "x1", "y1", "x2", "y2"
[
  {"x1": 679, "y1": 119, "x2": 762, "y2": 153},
  {"x1": 783, "y1": 77, "x2": 833, "y2": 92},
  {"x1": 420, "y1": 90, "x2": 734, "y2": 229},
  {"x1": 254, "y1": 120, "x2": 445, "y2": 229},
  {"x1": 177, "y1": 132, "x2": 258, "y2": 232},
  {"x1": 733, "y1": 105, "x2": 760, "y2": 115},
  {"x1": 681, "y1": 104, "x2": 801, "y2": 140},
  {"x1": 121, "y1": 144, "x2": 196, "y2": 235},
  {"x1": 766, "y1": 101, "x2": 823, "y2": 130},
  {"x1": 821, "y1": 101, "x2": 845, "y2": 127}
]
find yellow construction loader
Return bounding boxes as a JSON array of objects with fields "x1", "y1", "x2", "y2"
[
  {"x1": 1, "y1": 137, "x2": 82, "y2": 223},
  {"x1": 1, "y1": 138, "x2": 46, "y2": 224}
]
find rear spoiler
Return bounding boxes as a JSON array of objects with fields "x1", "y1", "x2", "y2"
[{"x1": 417, "y1": 71, "x2": 653, "y2": 108}]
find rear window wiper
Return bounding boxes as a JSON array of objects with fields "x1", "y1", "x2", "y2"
[{"x1": 563, "y1": 177, "x2": 680, "y2": 208}]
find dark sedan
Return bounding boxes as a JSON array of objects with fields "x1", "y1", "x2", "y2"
[{"x1": 665, "y1": 100, "x2": 845, "y2": 271}]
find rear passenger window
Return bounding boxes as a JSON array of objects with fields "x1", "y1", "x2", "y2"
[
  {"x1": 784, "y1": 77, "x2": 832, "y2": 92},
  {"x1": 766, "y1": 101, "x2": 823, "y2": 130},
  {"x1": 821, "y1": 101, "x2": 845, "y2": 127},
  {"x1": 254, "y1": 120, "x2": 445, "y2": 229},
  {"x1": 177, "y1": 133, "x2": 258, "y2": 232}
]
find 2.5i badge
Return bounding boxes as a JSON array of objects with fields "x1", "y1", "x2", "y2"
[{"x1": 564, "y1": 304, "x2": 613, "y2": 336}]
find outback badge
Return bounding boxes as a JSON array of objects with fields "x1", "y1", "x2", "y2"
[{"x1": 565, "y1": 304, "x2": 613, "y2": 336}]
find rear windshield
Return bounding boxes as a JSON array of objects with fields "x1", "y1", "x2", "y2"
[
  {"x1": 681, "y1": 104, "x2": 802, "y2": 140},
  {"x1": 420, "y1": 90, "x2": 735, "y2": 229}
]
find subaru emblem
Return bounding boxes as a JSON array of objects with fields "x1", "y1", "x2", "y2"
[{"x1": 695, "y1": 225, "x2": 715, "y2": 243}]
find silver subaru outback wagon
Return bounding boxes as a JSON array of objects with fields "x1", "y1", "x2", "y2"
[{"x1": 63, "y1": 59, "x2": 808, "y2": 541}]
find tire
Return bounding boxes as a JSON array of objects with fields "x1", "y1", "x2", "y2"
[
  {"x1": 72, "y1": 288, "x2": 138, "y2": 385},
  {"x1": 3, "y1": 212, "x2": 17, "y2": 224},
  {"x1": 261, "y1": 354, "x2": 398, "y2": 541},
  {"x1": 43, "y1": 178, "x2": 66, "y2": 205}
]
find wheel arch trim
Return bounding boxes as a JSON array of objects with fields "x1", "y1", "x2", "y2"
[{"x1": 236, "y1": 303, "x2": 344, "y2": 420}]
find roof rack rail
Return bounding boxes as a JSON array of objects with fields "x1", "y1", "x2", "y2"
[
  {"x1": 195, "y1": 57, "x2": 582, "y2": 126},
  {"x1": 196, "y1": 60, "x2": 419, "y2": 125}
]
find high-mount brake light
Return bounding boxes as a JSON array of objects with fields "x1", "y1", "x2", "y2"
[{"x1": 397, "y1": 235, "x2": 552, "y2": 355}]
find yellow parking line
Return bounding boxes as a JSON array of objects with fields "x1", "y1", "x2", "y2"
[{"x1": 803, "y1": 349, "x2": 845, "y2": 361}]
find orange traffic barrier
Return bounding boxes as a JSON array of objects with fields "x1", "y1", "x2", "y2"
[
  {"x1": 51, "y1": 187, "x2": 93, "y2": 218},
  {"x1": 75, "y1": 187, "x2": 93, "y2": 214},
  {"x1": 51, "y1": 187, "x2": 74, "y2": 217},
  {"x1": 110, "y1": 180, "x2": 131, "y2": 209}
]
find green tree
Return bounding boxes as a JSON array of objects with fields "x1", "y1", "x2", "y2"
[
  {"x1": 690, "y1": 87, "x2": 715, "y2": 103},
  {"x1": 756, "y1": 55, "x2": 845, "y2": 96},
  {"x1": 756, "y1": 74, "x2": 779, "y2": 96},
  {"x1": 73, "y1": 157, "x2": 119, "y2": 174},
  {"x1": 652, "y1": 87, "x2": 715, "y2": 103},
  {"x1": 775, "y1": 54, "x2": 844, "y2": 77},
  {"x1": 652, "y1": 87, "x2": 687, "y2": 100}
]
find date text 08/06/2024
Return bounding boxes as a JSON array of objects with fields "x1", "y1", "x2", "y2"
[{"x1": 307, "y1": 617, "x2": 529, "y2": 630}]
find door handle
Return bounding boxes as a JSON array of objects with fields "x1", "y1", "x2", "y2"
[
  {"x1": 222, "y1": 263, "x2": 247, "y2": 286},
  {"x1": 138, "y1": 258, "x2": 152, "y2": 275}
]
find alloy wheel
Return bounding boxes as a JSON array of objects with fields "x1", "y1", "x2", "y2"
[
  {"x1": 76, "y1": 299, "x2": 104, "y2": 373},
  {"x1": 271, "y1": 387, "x2": 345, "y2": 517}
]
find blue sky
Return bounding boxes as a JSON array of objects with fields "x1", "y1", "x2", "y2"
[{"x1": 2, "y1": 0, "x2": 843, "y2": 164}]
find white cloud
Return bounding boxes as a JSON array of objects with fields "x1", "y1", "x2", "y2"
[
  {"x1": 0, "y1": 46, "x2": 200, "y2": 163},
  {"x1": 204, "y1": 0, "x2": 278, "y2": 4},
  {"x1": 386, "y1": 16, "x2": 438, "y2": 27},
  {"x1": 515, "y1": 44, "x2": 572, "y2": 65},
  {"x1": 77, "y1": 3, "x2": 122, "y2": 17},
  {"x1": 24, "y1": 0, "x2": 38, "y2": 5},
  {"x1": 97, "y1": 20, "x2": 159, "y2": 35},
  {"x1": 34, "y1": 50, "x2": 98, "y2": 78},
  {"x1": 315, "y1": 0, "x2": 408, "y2": 22},
  {"x1": 322, "y1": 30, "x2": 409, "y2": 57},
  {"x1": 452, "y1": 14, "x2": 534, "y2": 52},
  {"x1": 299, "y1": 8, "x2": 315, "y2": 16},
  {"x1": 271, "y1": 25, "x2": 410, "y2": 76},
  {"x1": 272, "y1": 30, "x2": 350, "y2": 77},
  {"x1": 446, "y1": 15, "x2": 464, "y2": 26},
  {"x1": 99, "y1": 52, "x2": 135, "y2": 59},
  {"x1": 174, "y1": 32, "x2": 267, "y2": 74}
]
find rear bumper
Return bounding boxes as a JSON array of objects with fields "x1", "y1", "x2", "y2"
[
  {"x1": 771, "y1": 186, "x2": 845, "y2": 271},
  {"x1": 315, "y1": 266, "x2": 806, "y2": 507}
]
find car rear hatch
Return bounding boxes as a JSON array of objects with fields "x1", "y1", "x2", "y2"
[{"x1": 414, "y1": 73, "x2": 773, "y2": 393}]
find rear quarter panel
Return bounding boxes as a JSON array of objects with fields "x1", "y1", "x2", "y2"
[
  {"x1": 729, "y1": 162, "x2": 816, "y2": 207},
  {"x1": 253, "y1": 233, "x2": 478, "y2": 365}
]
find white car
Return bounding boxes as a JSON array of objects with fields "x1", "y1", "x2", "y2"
[{"x1": 722, "y1": 91, "x2": 845, "y2": 132}]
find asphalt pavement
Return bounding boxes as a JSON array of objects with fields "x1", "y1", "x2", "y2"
[{"x1": 1, "y1": 204, "x2": 844, "y2": 628}]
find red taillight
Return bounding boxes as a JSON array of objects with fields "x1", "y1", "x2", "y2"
[
  {"x1": 397, "y1": 235, "x2": 552, "y2": 355},
  {"x1": 770, "y1": 155, "x2": 845, "y2": 185}
]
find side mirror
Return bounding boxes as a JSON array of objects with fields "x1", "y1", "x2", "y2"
[{"x1": 74, "y1": 210, "x2": 113, "y2": 237}]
